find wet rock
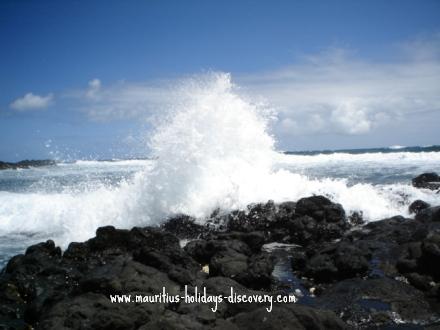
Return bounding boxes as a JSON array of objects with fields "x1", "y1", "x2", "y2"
[
  {"x1": 214, "y1": 231, "x2": 266, "y2": 253},
  {"x1": 416, "y1": 206, "x2": 440, "y2": 222},
  {"x1": 227, "y1": 201, "x2": 278, "y2": 232},
  {"x1": 88, "y1": 226, "x2": 180, "y2": 254},
  {"x1": 412, "y1": 172, "x2": 440, "y2": 190},
  {"x1": 184, "y1": 239, "x2": 251, "y2": 265},
  {"x1": 405, "y1": 272, "x2": 434, "y2": 291},
  {"x1": 161, "y1": 215, "x2": 207, "y2": 239},
  {"x1": 295, "y1": 195, "x2": 345, "y2": 223},
  {"x1": 140, "y1": 310, "x2": 207, "y2": 330},
  {"x1": 0, "y1": 226, "x2": 189, "y2": 328},
  {"x1": 230, "y1": 304, "x2": 347, "y2": 330},
  {"x1": 133, "y1": 242, "x2": 201, "y2": 285},
  {"x1": 39, "y1": 292, "x2": 162, "y2": 330},
  {"x1": 0, "y1": 159, "x2": 56, "y2": 170},
  {"x1": 79, "y1": 258, "x2": 180, "y2": 296},
  {"x1": 201, "y1": 276, "x2": 275, "y2": 316},
  {"x1": 285, "y1": 196, "x2": 349, "y2": 246},
  {"x1": 299, "y1": 242, "x2": 371, "y2": 283},
  {"x1": 361, "y1": 216, "x2": 428, "y2": 244},
  {"x1": 409, "y1": 200, "x2": 431, "y2": 215},
  {"x1": 239, "y1": 252, "x2": 275, "y2": 290},
  {"x1": 418, "y1": 232, "x2": 440, "y2": 280},
  {"x1": 11, "y1": 196, "x2": 440, "y2": 328},
  {"x1": 209, "y1": 249, "x2": 249, "y2": 279},
  {"x1": 316, "y1": 277, "x2": 434, "y2": 328}
]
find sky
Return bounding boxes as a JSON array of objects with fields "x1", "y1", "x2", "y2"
[{"x1": 1, "y1": 0, "x2": 440, "y2": 161}]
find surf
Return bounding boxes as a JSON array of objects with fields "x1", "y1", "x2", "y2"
[{"x1": 0, "y1": 72, "x2": 439, "y2": 249}]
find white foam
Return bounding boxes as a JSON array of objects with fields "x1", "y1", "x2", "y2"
[
  {"x1": 389, "y1": 145, "x2": 406, "y2": 150},
  {"x1": 276, "y1": 151, "x2": 440, "y2": 165}
]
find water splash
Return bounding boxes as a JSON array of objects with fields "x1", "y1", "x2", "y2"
[{"x1": 0, "y1": 72, "x2": 439, "y2": 248}]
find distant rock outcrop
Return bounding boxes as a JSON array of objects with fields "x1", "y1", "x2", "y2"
[{"x1": 0, "y1": 159, "x2": 55, "y2": 170}]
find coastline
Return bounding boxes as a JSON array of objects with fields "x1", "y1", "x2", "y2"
[
  {"x1": 0, "y1": 160, "x2": 56, "y2": 171},
  {"x1": 1, "y1": 173, "x2": 439, "y2": 329}
]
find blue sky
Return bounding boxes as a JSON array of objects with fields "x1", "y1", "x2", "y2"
[{"x1": 1, "y1": 0, "x2": 440, "y2": 161}]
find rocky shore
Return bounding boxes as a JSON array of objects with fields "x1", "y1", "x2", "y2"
[
  {"x1": 0, "y1": 160, "x2": 56, "y2": 170},
  {"x1": 1, "y1": 173, "x2": 440, "y2": 329}
]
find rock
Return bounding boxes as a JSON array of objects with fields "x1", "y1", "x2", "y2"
[
  {"x1": 295, "y1": 195, "x2": 345, "y2": 223},
  {"x1": 133, "y1": 241, "x2": 201, "y2": 285},
  {"x1": 362, "y1": 216, "x2": 428, "y2": 244},
  {"x1": 8, "y1": 195, "x2": 440, "y2": 328},
  {"x1": 79, "y1": 258, "x2": 180, "y2": 296},
  {"x1": 0, "y1": 159, "x2": 56, "y2": 170},
  {"x1": 214, "y1": 231, "x2": 266, "y2": 253},
  {"x1": 39, "y1": 292, "x2": 162, "y2": 330},
  {"x1": 0, "y1": 226, "x2": 191, "y2": 328},
  {"x1": 416, "y1": 206, "x2": 440, "y2": 222},
  {"x1": 161, "y1": 215, "x2": 207, "y2": 239},
  {"x1": 88, "y1": 226, "x2": 180, "y2": 253},
  {"x1": 140, "y1": 310, "x2": 207, "y2": 330},
  {"x1": 405, "y1": 272, "x2": 434, "y2": 291},
  {"x1": 201, "y1": 276, "x2": 277, "y2": 316},
  {"x1": 230, "y1": 304, "x2": 347, "y2": 330},
  {"x1": 418, "y1": 232, "x2": 440, "y2": 280},
  {"x1": 285, "y1": 196, "x2": 349, "y2": 246},
  {"x1": 227, "y1": 201, "x2": 278, "y2": 232},
  {"x1": 299, "y1": 242, "x2": 371, "y2": 283},
  {"x1": 184, "y1": 239, "x2": 251, "y2": 265},
  {"x1": 412, "y1": 172, "x2": 440, "y2": 190},
  {"x1": 239, "y1": 252, "x2": 275, "y2": 290},
  {"x1": 316, "y1": 277, "x2": 435, "y2": 328},
  {"x1": 409, "y1": 200, "x2": 431, "y2": 215},
  {"x1": 210, "y1": 249, "x2": 249, "y2": 279}
]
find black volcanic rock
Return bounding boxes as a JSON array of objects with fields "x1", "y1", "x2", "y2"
[
  {"x1": 230, "y1": 304, "x2": 347, "y2": 330},
  {"x1": 3, "y1": 196, "x2": 440, "y2": 329},
  {"x1": 409, "y1": 199, "x2": 431, "y2": 215},
  {"x1": 0, "y1": 159, "x2": 55, "y2": 170},
  {"x1": 161, "y1": 215, "x2": 207, "y2": 239},
  {"x1": 226, "y1": 200, "x2": 278, "y2": 232},
  {"x1": 412, "y1": 172, "x2": 440, "y2": 190},
  {"x1": 294, "y1": 241, "x2": 372, "y2": 283},
  {"x1": 416, "y1": 206, "x2": 440, "y2": 222},
  {"x1": 315, "y1": 277, "x2": 435, "y2": 327},
  {"x1": 226, "y1": 196, "x2": 350, "y2": 246}
]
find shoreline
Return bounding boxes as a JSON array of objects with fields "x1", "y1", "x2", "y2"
[
  {"x1": 0, "y1": 173, "x2": 439, "y2": 328},
  {"x1": 0, "y1": 160, "x2": 56, "y2": 171}
]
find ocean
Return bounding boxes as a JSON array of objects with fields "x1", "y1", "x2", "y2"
[
  {"x1": 0, "y1": 147, "x2": 439, "y2": 268},
  {"x1": 0, "y1": 74, "x2": 439, "y2": 268}
]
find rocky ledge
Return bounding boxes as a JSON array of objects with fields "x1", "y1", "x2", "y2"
[
  {"x1": 0, "y1": 160, "x2": 56, "y2": 170},
  {"x1": 1, "y1": 173, "x2": 440, "y2": 329}
]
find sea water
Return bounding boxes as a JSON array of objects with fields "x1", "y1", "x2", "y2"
[{"x1": 0, "y1": 73, "x2": 439, "y2": 267}]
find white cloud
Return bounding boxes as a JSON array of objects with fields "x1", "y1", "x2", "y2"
[
  {"x1": 77, "y1": 81, "x2": 170, "y2": 122},
  {"x1": 67, "y1": 35, "x2": 440, "y2": 142},
  {"x1": 239, "y1": 35, "x2": 440, "y2": 136},
  {"x1": 86, "y1": 78, "x2": 102, "y2": 99},
  {"x1": 330, "y1": 101, "x2": 371, "y2": 134},
  {"x1": 10, "y1": 92, "x2": 54, "y2": 111}
]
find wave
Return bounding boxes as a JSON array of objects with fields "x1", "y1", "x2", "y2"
[
  {"x1": 0, "y1": 72, "x2": 439, "y2": 247},
  {"x1": 277, "y1": 151, "x2": 440, "y2": 165},
  {"x1": 389, "y1": 145, "x2": 406, "y2": 150}
]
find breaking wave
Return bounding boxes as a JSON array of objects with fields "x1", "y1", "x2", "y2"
[{"x1": 0, "y1": 72, "x2": 439, "y2": 247}]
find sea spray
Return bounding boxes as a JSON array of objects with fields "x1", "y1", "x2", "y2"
[
  {"x1": 0, "y1": 72, "x2": 439, "y2": 249},
  {"x1": 142, "y1": 72, "x2": 277, "y2": 219}
]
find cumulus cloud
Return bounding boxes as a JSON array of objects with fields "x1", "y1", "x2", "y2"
[
  {"x1": 10, "y1": 92, "x2": 54, "y2": 111},
  {"x1": 239, "y1": 35, "x2": 440, "y2": 136}
]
